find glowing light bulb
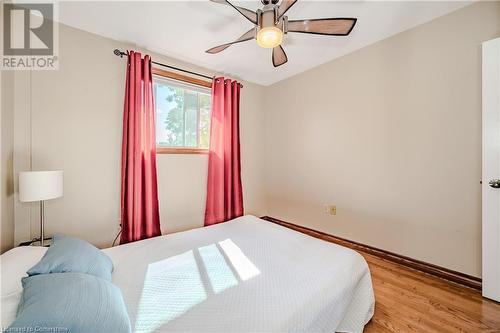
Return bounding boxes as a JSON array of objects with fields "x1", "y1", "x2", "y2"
[{"x1": 256, "y1": 27, "x2": 283, "y2": 48}]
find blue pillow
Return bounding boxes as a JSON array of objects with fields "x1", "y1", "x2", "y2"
[
  {"x1": 7, "y1": 273, "x2": 131, "y2": 333},
  {"x1": 27, "y1": 234, "x2": 113, "y2": 281}
]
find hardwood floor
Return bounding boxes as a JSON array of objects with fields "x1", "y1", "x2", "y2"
[{"x1": 362, "y1": 252, "x2": 500, "y2": 332}]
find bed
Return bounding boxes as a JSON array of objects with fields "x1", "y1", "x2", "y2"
[{"x1": 1, "y1": 215, "x2": 375, "y2": 333}]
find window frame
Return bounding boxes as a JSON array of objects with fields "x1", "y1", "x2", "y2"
[{"x1": 152, "y1": 67, "x2": 212, "y2": 154}]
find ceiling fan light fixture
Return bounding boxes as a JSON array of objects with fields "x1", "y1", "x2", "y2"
[
  {"x1": 206, "y1": 0, "x2": 357, "y2": 67},
  {"x1": 256, "y1": 26, "x2": 283, "y2": 48}
]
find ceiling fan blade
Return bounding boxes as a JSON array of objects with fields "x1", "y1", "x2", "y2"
[
  {"x1": 287, "y1": 18, "x2": 357, "y2": 36},
  {"x1": 210, "y1": 0, "x2": 258, "y2": 24},
  {"x1": 272, "y1": 45, "x2": 288, "y2": 67},
  {"x1": 277, "y1": 0, "x2": 298, "y2": 20},
  {"x1": 206, "y1": 28, "x2": 256, "y2": 54}
]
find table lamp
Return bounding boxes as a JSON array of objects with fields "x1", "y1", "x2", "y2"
[{"x1": 19, "y1": 171, "x2": 63, "y2": 246}]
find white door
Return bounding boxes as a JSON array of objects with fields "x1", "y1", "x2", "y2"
[{"x1": 482, "y1": 37, "x2": 500, "y2": 302}]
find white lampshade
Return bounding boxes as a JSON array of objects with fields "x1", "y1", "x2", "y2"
[{"x1": 19, "y1": 171, "x2": 63, "y2": 202}]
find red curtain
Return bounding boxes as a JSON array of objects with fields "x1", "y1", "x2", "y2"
[
  {"x1": 120, "y1": 51, "x2": 161, "y2": 244},
  {"x1": 204, "y1": 77, "x2": 244, "y2": 226}
]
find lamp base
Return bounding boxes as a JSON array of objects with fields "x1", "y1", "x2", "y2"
[{"x1": 39, "y1": 200, "x2": 45, "y2": 246}]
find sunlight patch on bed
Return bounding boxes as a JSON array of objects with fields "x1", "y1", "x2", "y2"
[
  {"x1": 219, "y1": 239, "x2": 260, "y2": 281},
  {"x1": 135, "y1": 250, "x2": 207, "y2": 333},
  {"x1": 199, "y1": 244, "x2": 239, "y2": 293}
]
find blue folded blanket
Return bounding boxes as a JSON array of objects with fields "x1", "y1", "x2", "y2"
[
  {"x1": 7, "y1": 235, "x2": 131, "y2": 333},
  {"x1": 28, "y1": 234, "x2": 114, "y2": 281},
  {"x1": 7, "y1": 273, "x2": 131, "y2": 333}
]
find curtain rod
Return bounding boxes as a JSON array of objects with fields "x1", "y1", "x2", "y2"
[{"x1": 113, "y1": 49, "x2": 243, "y2": 88}]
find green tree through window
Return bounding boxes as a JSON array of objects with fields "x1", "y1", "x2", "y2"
[{"x1": 154, "y1": 78, "x2": 211, "y2": 149}]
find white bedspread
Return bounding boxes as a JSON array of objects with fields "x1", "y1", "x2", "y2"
[{"x1": 1, "y1": 215, "x2": 374, "y2": 333}]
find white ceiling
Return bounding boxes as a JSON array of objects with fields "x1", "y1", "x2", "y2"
[{"x1": 58, "y1": 1, "x2": 472, "y2": 86}]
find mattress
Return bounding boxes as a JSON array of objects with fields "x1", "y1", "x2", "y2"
[{"x1": 1, "y1": 215, "x2": 375, "y2": 333}]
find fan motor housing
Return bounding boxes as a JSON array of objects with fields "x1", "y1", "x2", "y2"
[
  {"x1": 261, "y1": 9, "x2": 275, "y2": 28},
  {"x1": 258, "y1": 6, "x2": 283, "y2": 32}
]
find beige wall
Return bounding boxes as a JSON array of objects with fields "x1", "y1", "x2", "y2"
[
  {"x1": 12, "y1": 23, "x2": 267, "y2": 248},
  {"x1": 264, "y1": 1, "x2": 500, "y2": 277},
  {"x1": 1, "y1": 70, "x2": 15, "y2": 253}
]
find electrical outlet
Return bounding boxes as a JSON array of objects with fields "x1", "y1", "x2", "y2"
[{"x1": 323, "y1": 204, "x2": 337, "y2": 216}]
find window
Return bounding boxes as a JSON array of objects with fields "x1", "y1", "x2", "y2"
[{"x1": 153, "y1": 70, "x2": 211, "y2": 153}]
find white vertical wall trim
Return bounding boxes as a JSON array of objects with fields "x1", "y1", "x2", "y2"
[
  {"x1": 482, "y1": 37, "x2": 500, "y2": 302},
  {"x1": 13, "y1": 71, "x2": 32, "y2": 245},
  {"x1": 0, "y1": 70, "x2": 3, "y2": 245}
]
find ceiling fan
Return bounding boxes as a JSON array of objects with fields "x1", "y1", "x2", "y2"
[{"x1": 206, "y1": 0, "x2": 357, "y2": 67}]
